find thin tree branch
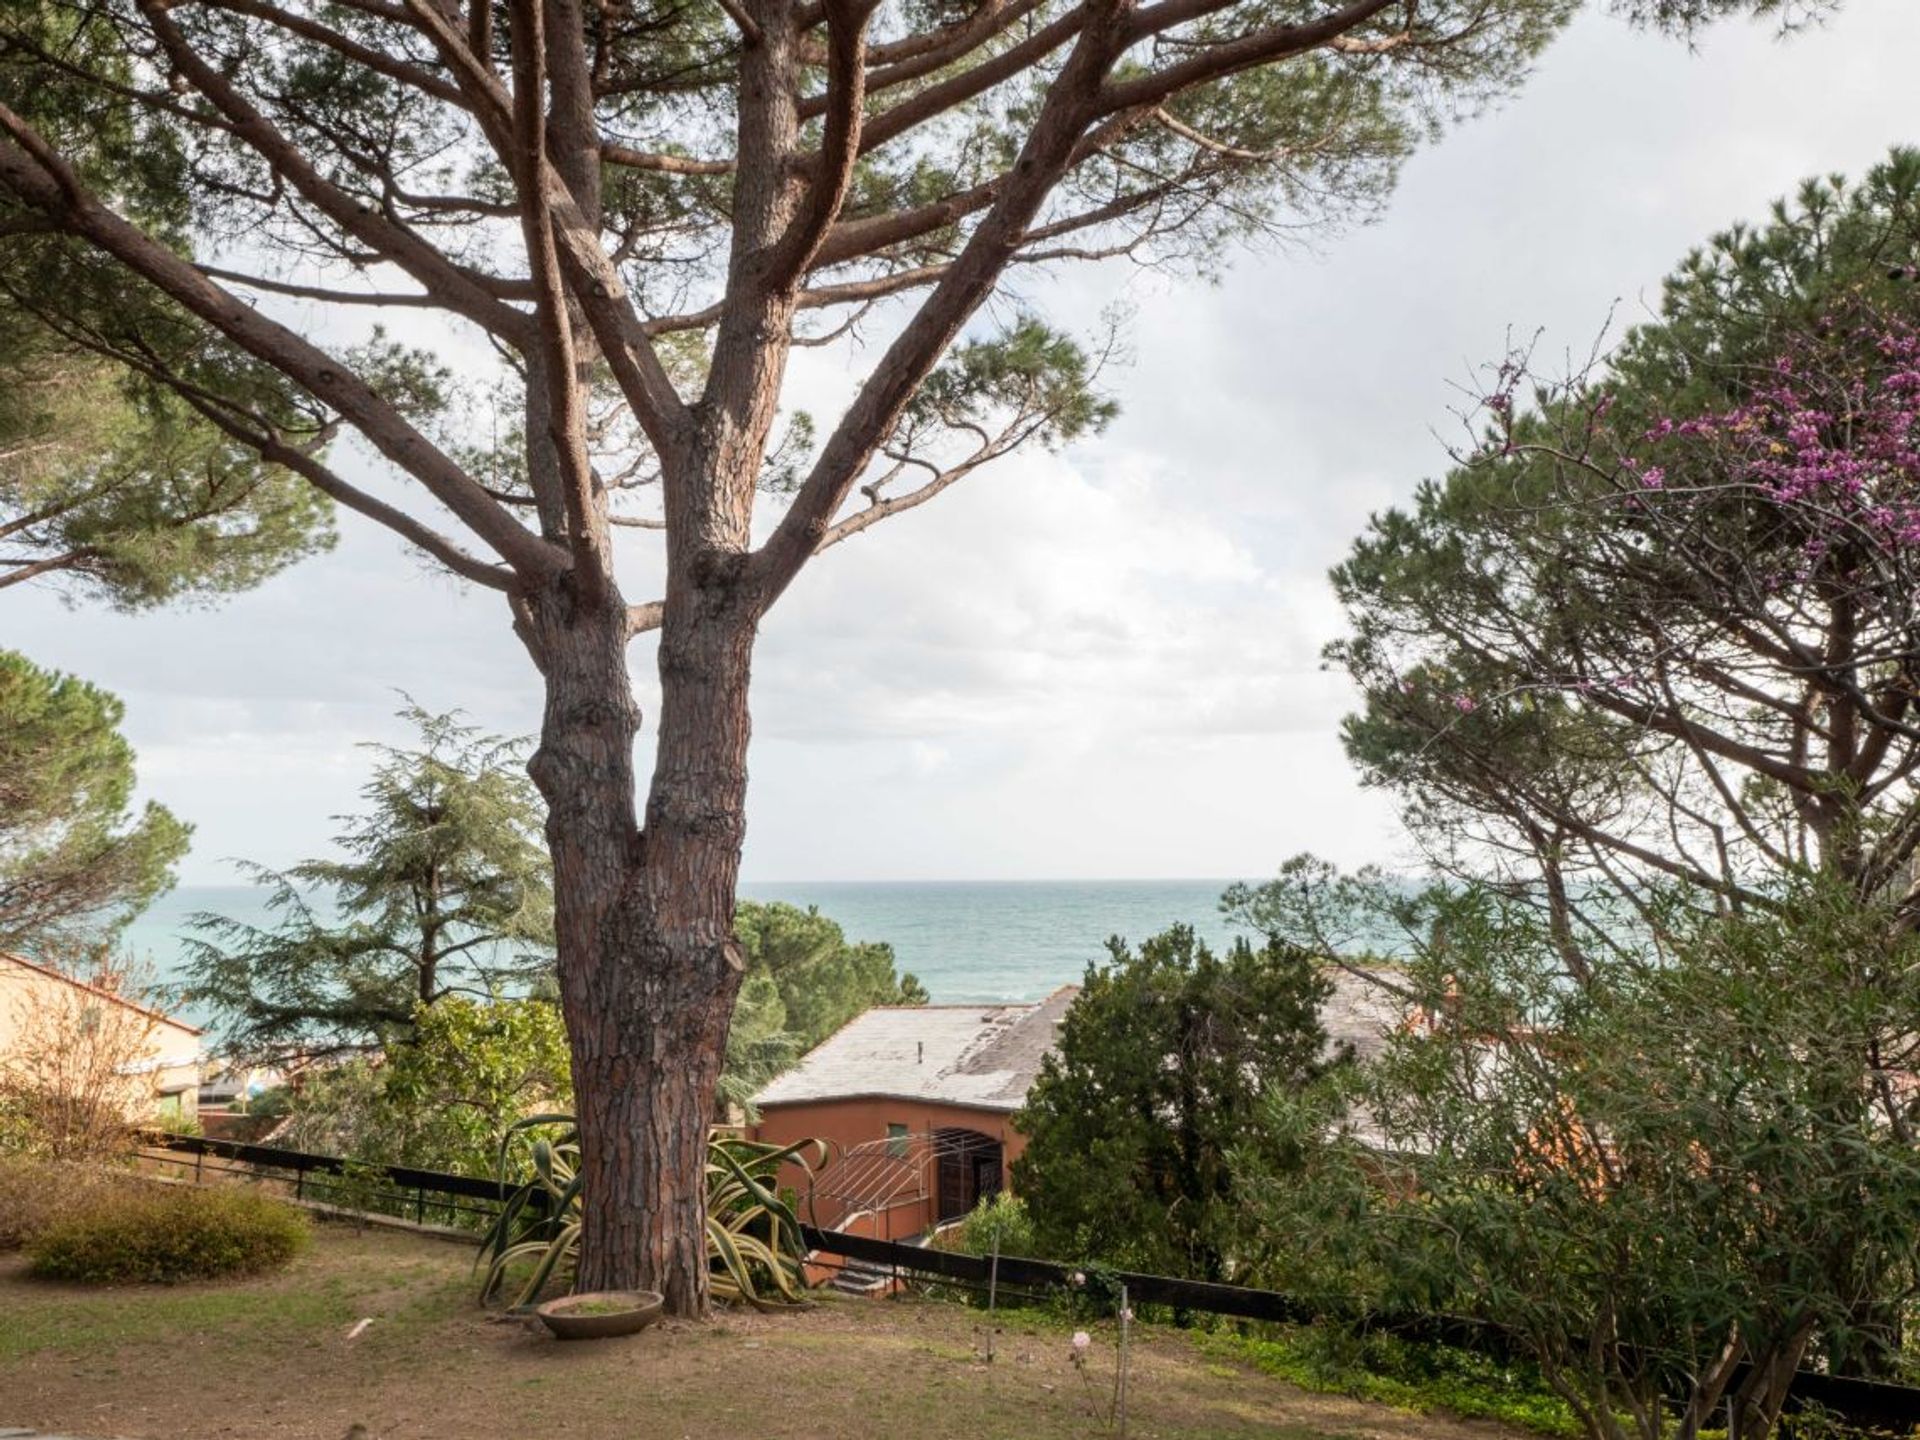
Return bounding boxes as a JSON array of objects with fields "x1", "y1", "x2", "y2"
[
  {"x1": 136, "y1": 0, "x2": 534, "y2": 345},
  {"x1": 510, "y1": 0, "x2": 611, "y2": 599},
  {"x1": 600, "y1": 142, "x2": 734, "y2": 175},
  {"x1": 1100, "y1": 0, "x2": 1402, "y2": 113},
  {"x1": 194, "y1": 0, "x2": 469, "y2": 106},
  {"x1": 0, "y1": 113, "x2": 564, "y2": 581}
]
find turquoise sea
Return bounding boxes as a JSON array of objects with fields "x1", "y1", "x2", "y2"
[{"x1": 125, "y1": 879, "x2": 1251, "y2": 1026}]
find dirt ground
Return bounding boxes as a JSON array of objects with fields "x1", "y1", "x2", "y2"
[{"x1": 0, "y1": 1223, "x2": 1525, "y2": 1440}]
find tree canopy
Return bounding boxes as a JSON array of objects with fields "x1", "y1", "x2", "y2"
[
  {"x1": 0, "y1": 648, "x2": 188, "y2": 960},
  {"x1": 735, "y1": 900, "x2": 925, "y2": 1046},
  {"x1": 1327, "y1": 149, "x2": 1920, "y2": 949},
  {"x1": 0, "y1": 12, "x2": 334, "y2": 607},
  {"x1": 0, "y1": 0, "x2": 1601, "y2": 635},
  {"x1": 721, "y1": 900, "x2": 926, "y2": 1113},
  {"x1": 0, "y1": 302, "x2": 335, "y2": 608},
  {"x1": 1013, "y1": 924, "x2": 1337, "y2": 1281},
  {"x1": 179, "y1": 706, "x2": 554, "y2": 1061}
]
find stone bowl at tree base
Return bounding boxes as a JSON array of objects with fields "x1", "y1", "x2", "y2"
[{"x1": 535, "y1": 1290, "x2": 665, "y2": 1340}]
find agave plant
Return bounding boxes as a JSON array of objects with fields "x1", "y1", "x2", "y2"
[{"x1": 476, "y1": 1113, "x2": 823, "y2": 1310}]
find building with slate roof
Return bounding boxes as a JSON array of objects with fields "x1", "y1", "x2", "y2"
[{"x1": 750, "y1": 970, "x2": 1404, "y2": 1243}]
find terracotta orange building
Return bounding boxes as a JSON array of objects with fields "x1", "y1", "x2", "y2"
[
  {"x1": 750, "y1": 986, "x2": 1077, "y2": 1242},
  {"x1": 750, "y1": 967, "x2": 1407, "y2": 1254}
]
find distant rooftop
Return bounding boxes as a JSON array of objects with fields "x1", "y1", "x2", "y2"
[
  {"x1": 754, "y1": 967, "x2": 1409, "y2": 1115},
  {"x1": 1320, "y1": 967, "x2": 1406, "y2": 1063},
  {"x1": 754, "y1": 985, "x2": 1080, "y2": 1113}
]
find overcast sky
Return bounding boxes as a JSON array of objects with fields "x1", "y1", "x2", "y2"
[{"x1": 12, "y1": 1, "x2": 1920, "y2": 887}]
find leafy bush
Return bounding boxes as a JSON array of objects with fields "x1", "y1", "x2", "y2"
[
  {"x1": 274, "y1": 997, "x2": 571, "y2": 1182},
  {"x1": 922, "y1": 1193, "x2": 1047, "y2": 1309},
  {"x1": 1211, "y1": 1327, "x2": 1583, "y2": 1439},
  {"x1": 942, "y1": 1191, "x2": 1039, "y2": 1262},
  {"x1": 28, "y1": 1183, "x2": 309, "y2": 1283},
  {"x1": 0, "y1": 1090, "x2": 39, "y2": 1156},
  {"x1": 0, "y1": 1156, "x2": 144, "y2": 1251}
]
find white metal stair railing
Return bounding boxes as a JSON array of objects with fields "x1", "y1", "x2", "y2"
[{"x1": 805, "y1": 1126, "x2": 1006, "y2": 1237}]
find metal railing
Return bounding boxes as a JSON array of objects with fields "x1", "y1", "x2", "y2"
[
  {"x1": 137, "y1": 1130, "x2": 1920, "y2": 1431},
  {"x1": 136, "y1": 1130, "x2": 512, "y2": 1230},
  {"x1": 800, "y1": 1226, "x2": 1920, "y2": 1433}
]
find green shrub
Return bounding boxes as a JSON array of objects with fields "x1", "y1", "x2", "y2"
[
  {"x1": 0, "y1": 1090, "x2": 37, "y2": 1156},
  {"x1": 922, "y1": 1194, "x2": 1056, "y2": 1310},
  {"x1": 942, "y1": 1192, "x2": 1039, "y2": 1262},
  {"x1": 28, "y1": 1183, "x2": 309, "y2": 1283},
  {"x1": 0, "y1": 1156, "x2": 144, "y2": 1252},
  {"x1": 1208, "y1": 1326, "x2": 1584, "y2": 1439}
]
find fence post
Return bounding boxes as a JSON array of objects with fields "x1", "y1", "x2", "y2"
[
  {"x1": 985, "y1": 1231, "x2": 1001, "y2": 1363},
  {"x1": 1116, "y1": 1282, "x2": 1130, "y2": 1440}
]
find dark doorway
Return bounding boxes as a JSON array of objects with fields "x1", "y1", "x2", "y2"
[{"x1": 934, "y1": 1128, "x2": 1003, "y2": 1223}]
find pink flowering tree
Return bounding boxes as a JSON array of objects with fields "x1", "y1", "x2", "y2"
[{"x1": 1329, "y1": 153, "x2": 1920, "y2": 964}]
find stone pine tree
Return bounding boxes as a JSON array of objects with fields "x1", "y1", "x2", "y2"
[
  {"x1": 0, "y1": 648, "x2": 189, "y2": 960},
  {"x1": 0, "y1": 0, "x2": 1798, "y2": 1313},
  {"x1": 1326, "y1": 151, "x2": 1920, "y2": 958}
]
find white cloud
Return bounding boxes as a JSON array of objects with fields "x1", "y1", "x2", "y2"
[{"x1": 14, "y1": 0, "x2": 1920, "y2": 884}]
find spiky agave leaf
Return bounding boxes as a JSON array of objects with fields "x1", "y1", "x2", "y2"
[{"x1": 476, "y1": 1118, "x2": 822, "y2": 1308}]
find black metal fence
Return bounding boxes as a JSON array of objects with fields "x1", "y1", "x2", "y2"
[
  {"x1": 802, "y1": 1225, "x2": 1920, "y2": 1433},
  {"x1": 141, "y1": 1130, "x2": 1920, "y2": 1432},
  {"x1": 137, "y1": 1130, "x2": 511, "y2": 1229}
]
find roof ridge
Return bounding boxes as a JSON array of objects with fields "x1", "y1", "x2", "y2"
[{"x1": 0, "y1": 951, "x2": 204, "y2": 1036}]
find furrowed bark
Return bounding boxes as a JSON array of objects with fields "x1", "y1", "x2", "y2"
[
  {"x1": 524, "y1": 507, "x2": 756, "y2": 1315},
  {"x1": 523, "y1": 572, "x2": 729, "y2": 1316}
]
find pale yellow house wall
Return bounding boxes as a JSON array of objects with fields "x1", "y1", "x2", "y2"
[{"x1": 0, "y1": 955, "x2": 204, "y2": 1122}]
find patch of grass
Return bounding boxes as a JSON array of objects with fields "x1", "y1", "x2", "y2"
[
  {"x1": 1, "y1": 1224, "x2": 471, "y2": 1364},
  {"x1": 0, "y1": 1276, "x2": 355, "y2": 1362},
  {"x1": 1205, "y1": 1325, "x2": 1584, "y2": 1438}
]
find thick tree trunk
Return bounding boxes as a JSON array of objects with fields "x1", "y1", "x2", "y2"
[{"x1": 525, "y1": 573, "x2": 754, "y2": 1318}]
